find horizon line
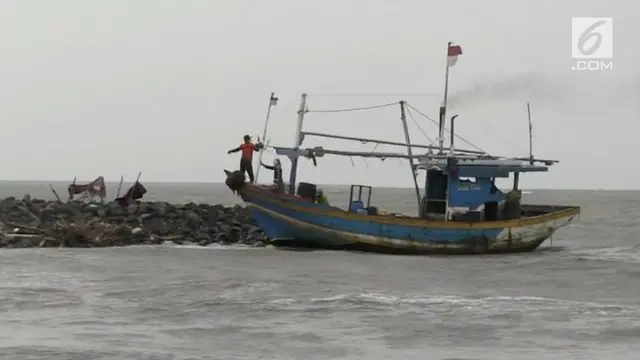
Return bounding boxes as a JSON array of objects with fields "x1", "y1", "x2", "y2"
[{"x1": 0, "y1": 179, "x2": 634, "y2": 191}]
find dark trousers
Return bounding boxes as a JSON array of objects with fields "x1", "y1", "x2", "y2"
[{"x1": 239, "y1": 159, "x2": 255, "y2": 183}]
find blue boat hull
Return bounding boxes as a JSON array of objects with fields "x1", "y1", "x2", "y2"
[{"x1": 242, "y1": 185, "x2": 580, "y2": 255}]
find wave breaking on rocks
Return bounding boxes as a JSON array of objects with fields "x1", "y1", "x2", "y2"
[{"x1": 0, "y1": 195, "x2": 267, "y2": 248}]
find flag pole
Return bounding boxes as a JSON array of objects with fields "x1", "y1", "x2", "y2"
[
  {"x1": 255, "y1": 92, "x2": 276, "y2": 183},
  {"x1": 527, "y1": 101, "x2": 533, "y2": 164},
  {"x1": 438, "y1": 42, "x2": 452, "y2": 154}
]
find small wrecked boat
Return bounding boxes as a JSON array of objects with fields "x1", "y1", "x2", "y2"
[{"x1": 224, "y1": 43, "x2": 580, "y2": 255}]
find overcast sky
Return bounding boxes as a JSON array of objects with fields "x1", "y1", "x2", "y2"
[{"x1": 1, "y1": 0, "x2": 635, "y2": 189}]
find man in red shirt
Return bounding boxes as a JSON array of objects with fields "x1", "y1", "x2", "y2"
[{"x1": 227, "y1": 135, "x2": 262, "y2": 183}]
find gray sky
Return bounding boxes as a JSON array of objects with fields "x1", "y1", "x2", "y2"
[{"x1": 1, "y1": 0, "x2": 635, "y2": 189}]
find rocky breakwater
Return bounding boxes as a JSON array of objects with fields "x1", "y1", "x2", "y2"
[{"x1": 0, "y1": 195, "x2": 267, "y2": 248}]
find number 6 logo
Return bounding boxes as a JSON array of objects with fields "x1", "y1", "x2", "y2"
[
  {"x1": 572, "y1": 17, "x2": 613, "y2": 59},
  {"x1": 577, "y1": 20, "x2": 606, "y2": 56}
]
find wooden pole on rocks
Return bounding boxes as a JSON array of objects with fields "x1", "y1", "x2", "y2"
[
  {"x1": 115, "y1": 175, "x2": 124, "y2": 198},
  {"x1": 49, "y1": 184, "x2": 61, "y2": 202}
]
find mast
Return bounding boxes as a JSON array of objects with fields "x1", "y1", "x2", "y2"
[
  {"x1": 287, "y1": 93, "x2": 308, "y2": 194},
  {"x1": 439, "y1": 42, "x2": 462, "y2": 153},
  {"x1": 527, "y1": 101, "x2": 533, "y2": 164},
  {"x1": 255, "y1": 92, "x2": 278, "y2": 183},
  {"x1": 438, "y1": 42, "x2": 452, "y2": 153},
  {"x1": 399, "y1": 101, "x2": 421, "y2": 208}
]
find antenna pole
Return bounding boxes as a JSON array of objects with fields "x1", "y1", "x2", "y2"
[
  {"x1": 527, "y1": 102, "x2": 533, "y2": 164},
  {"x1": 399, "y1": 101, "x2": 421, "y2": 210},
  {"x1": 288, "y1": 93, "x2": 307, "y2": 194},
  {"x1": 439, "y1": 42, "x2": 452, "y2": 153},
  {"x1": 256, "y1": 92, "x2": 277, "y2": 183}
]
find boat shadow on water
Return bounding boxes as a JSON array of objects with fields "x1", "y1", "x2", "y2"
[{"x1": 267, "y1": 238, "x2": 568, "y2": 257}]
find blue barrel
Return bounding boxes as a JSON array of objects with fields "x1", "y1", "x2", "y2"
[{"x1": 350, "y1": 200, "x2": 364, "y2": 212}]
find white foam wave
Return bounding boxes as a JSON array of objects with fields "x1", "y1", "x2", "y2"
[
  {"x1": 573, "y1": 246, "x2": 640, "y2": 264},
  {"x1": 268, "y1": 298, "x2": 296, "y2": 305},
  {"x1": 307, "y1": 293, "x2": 637, "y2": 314},
  {"x1": 310, "y1": 294, "x2": 349, "y2": 302},
  {"x1": 152, "y1": 242, "x2": 275, "y2": 250}
]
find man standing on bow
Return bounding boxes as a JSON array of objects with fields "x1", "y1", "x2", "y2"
[{"x1": 228, "y1": 135, "x2": 262, "y2": 183}]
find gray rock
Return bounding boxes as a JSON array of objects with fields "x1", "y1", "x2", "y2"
[
  {"x1": 149, "y1": 202, "x2": 168, "y2": 216},
  {"x1": 106, "y1": 202, "x2": 125, "y2": 217},
  {"x1": 142, "y1": 217, "x2": 171, "y2": 236},
  {"x1": 96, "y1": 208, "x2": 107, "y2": 217},
  {"x1": 137, "y1": 202, "x2": 150, "y2": 214},
  {"x1": 184, "y1": 211, "x2": 202, "y2": 229},
  {"x1": 0, "y1": 234, "x2": 9, "y2": 248},
  {"x1": 131, "y1": 227, "x2": 143, "y2": 234},
  {"x1": 127, "y1": 204, "x2": 138, "y2": 216},
  {"x1": 138, "y1": 213, "x2": 152, "y2": 221},
  {"x1": 196, "y1": 233, "x2": 214, "y2": 246}
]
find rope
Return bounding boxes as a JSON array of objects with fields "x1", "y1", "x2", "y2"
[
  {"x1": 404, "y1": 103, "x2": 439, "y2": 126},
  {"x1": 405, "y1": 103, "x2": 489, "y2": 154},
  {"x1": 306, "y1": 101, "x2": 399, "y2": 113},
  {"x1": 405, "y1": 106, "x2": 436, "y2": 145}
]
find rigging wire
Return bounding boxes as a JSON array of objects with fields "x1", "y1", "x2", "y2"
[
  {"x1": 405, "y1": 103, "x2": 489, "y2": 154},
  {"x1": 306, "y1": 101, "x2": 399, "y2": 113},
  {"x1": 405, "y1": 106, "x2": 436, "y2": 145},
  {"x1": 308, "y1": 93, "x2": 442, "y2": 98}
]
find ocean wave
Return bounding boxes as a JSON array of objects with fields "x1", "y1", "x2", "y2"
[
  {"x1": 300, "y1": 292, "x2": 639, "y2": 316},
  {"x1": 175, "y1": 277, "x2": 639, "y2": 316},
  {"x1": 573, "y1": 246, "x2": 640, "y2": 264}
]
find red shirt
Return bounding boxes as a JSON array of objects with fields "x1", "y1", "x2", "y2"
[{"x1": 240, "y1": 143, "x2": 257, "y2": 160}]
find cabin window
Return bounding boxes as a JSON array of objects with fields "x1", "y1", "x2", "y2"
[
  {"x1": 489, "y1": 181, "x2": 499, "y2": 194},
  {"x1": 455, "y1": 177, "x2": 481, "y2": 191}
]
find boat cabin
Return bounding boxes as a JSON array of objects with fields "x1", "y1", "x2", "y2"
[
  {"x1": 418, "y1": 157, "x2": 549, "y2": 221},
  {"x1": 280, "y1": 151, "x2": 550, "y2": 222}
]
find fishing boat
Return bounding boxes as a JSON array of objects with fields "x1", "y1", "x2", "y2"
[{"x1": 224, "y1": 43, "x2": 580, "y2": 254}]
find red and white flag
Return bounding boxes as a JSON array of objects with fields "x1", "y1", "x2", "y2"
[
  {"x1": 447, "y1": 43, "x2": 463, "y2": 67},
  {"x1": 270, "y1": 94, "x2": 278, "y2": 106}
]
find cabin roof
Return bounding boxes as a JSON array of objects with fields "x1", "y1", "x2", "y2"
[
  {"x1": 417, "y1": 158, "x2": 549, "y2": 171},
  {"x1": 417, "y1": 158, "x2": 548, "y2": 178}
]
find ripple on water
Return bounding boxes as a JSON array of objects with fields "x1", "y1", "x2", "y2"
[{"x1": 0, "y1": 286, "x2": 83, "y2": 310}]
